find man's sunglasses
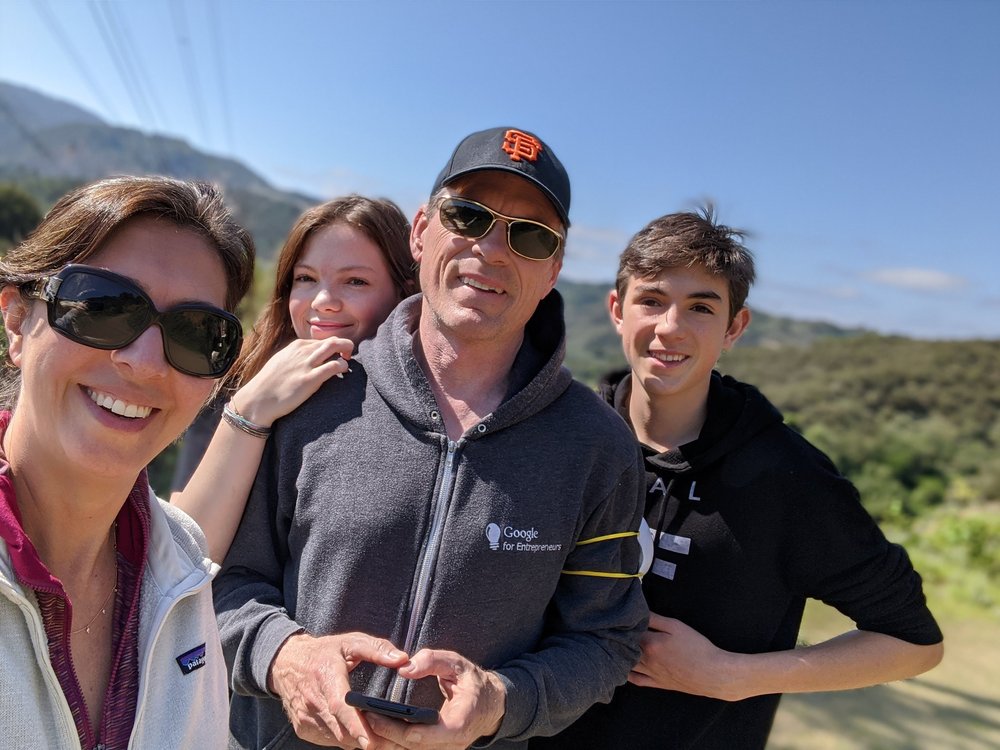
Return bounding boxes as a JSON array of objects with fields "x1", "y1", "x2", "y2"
[
  {"x1": 23, "y1": 264, "x2": 243, "y2": 378},
  {"x1": 437, "y1": 197, "x2": 563, "y2": 261}
]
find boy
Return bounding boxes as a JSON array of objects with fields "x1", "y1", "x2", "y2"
[{"x1": 534, "y1": 208, "x2": 943, "y2": 749}]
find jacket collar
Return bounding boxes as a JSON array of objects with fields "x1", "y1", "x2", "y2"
[{"x1": 362, "y1": 290, "x2": 572, "y2": 436}]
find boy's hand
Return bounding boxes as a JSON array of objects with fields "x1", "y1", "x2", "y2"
[{"x1": 628, "y1": 613, "x2": 746, "y2": 701}]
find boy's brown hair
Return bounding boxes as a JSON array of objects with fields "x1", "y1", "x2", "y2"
[{"x1": 615, "y1": 205, "x2": 755, "y2": 323}]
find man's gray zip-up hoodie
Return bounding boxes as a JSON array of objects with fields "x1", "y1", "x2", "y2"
[{"x1": 215, "y1": 291, "x2": 648, "y2": 750}]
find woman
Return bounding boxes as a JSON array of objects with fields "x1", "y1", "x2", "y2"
[
  {"x1": 0, "y1": 176, "x2": 254, "y2": 749},
  {"x1": 171, "y1": 195, "x2": 416, "y2": 561}
]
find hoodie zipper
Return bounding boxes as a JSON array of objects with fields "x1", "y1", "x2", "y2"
[{"x1": 388, "y1": 438, "x2": 459, "y2": 702}]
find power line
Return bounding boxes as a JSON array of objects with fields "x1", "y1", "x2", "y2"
[
  {"x1": 32, "y1": 0, "x2": 121, "y2": 122},
  {"x1": 169, "y1": 0, "x2": 210, "y2": 146},
  {"x1": 207, "y1": 0, "x2": 234, "y2": 154},
  {"x1": 103, "y1": 0, "x2": 169, "y2": 130},
  {"x1": 87, "y1": 0, "x2": 158, "y2": 129}
]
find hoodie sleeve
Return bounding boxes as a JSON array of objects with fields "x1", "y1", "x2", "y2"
[
  {"x1": 485, "y1": 445, "x2": 649, "y2": 744},
  {"x1": 212, "y1": 432, "x2": 304, "y2": 697},
  {"x1": 780, "y1": 441, "x2": 942, "y2": 645}
]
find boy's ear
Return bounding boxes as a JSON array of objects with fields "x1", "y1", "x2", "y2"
[
  {"x1": 723, "y1": 307, "x2": 751, "y2": 352},
  {"x1": 608, "y1": 288, "x2": 624, "y2": 331},
  {"x1": 1, "y1": 285, "x2": 30, "y2": 367}
]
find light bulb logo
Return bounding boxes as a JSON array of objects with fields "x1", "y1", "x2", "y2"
[{"x1": 485, "y1": 523, "x2": 501, "y2": 550}]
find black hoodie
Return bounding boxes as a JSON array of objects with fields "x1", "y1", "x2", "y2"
[{"x1": 534, "y1": 370, "x2": 941, "y2": 750}]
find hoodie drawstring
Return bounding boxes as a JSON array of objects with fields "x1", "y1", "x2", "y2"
[{"x1": 652, "y1": 478, "x2": 676, "y2": 546}]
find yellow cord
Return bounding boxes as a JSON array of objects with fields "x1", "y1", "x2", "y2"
[
  {"x1": 563, "y1": 530, "x2": 643, "y2": 577},
  {"x1": 575, "y1": 531, "x2": 639, "y2": 546}
]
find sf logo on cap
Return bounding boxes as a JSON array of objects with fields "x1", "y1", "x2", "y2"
[{"x1": 502, "y1": 129, "x2": 543, "y2": 163}]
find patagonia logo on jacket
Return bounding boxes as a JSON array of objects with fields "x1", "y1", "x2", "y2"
[{"x1": 175, "y1": 643, "x2": 207, "y2": 675}]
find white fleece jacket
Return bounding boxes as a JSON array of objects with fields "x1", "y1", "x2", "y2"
[{"x1": 0, "y1": 493, "x2": 229, "y2": 750}]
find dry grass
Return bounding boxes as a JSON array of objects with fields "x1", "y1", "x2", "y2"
[{"x1": 769, "y1": 601, "x2": 1000, "y2": 749}]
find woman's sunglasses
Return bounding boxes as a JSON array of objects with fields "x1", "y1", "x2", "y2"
[
  {"x1": 437, "y1": 197, "x2": 563, "y2": 261},
  {"x1": 22, "y1": 264, "x2": 243, "y2": 378}
]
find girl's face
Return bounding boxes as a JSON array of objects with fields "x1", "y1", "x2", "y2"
[
  {"x1": 3, "y1": 216, "x2": 228, "y2": 481},
  {"x1": 288, "y1": 222, "x2": 402, "y2": 346}
]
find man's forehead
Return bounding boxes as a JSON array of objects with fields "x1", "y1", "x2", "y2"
[{"x1": 447, "y1": 172, "x2": 563, "y2": 227}]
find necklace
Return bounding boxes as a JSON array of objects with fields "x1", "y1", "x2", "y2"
[{"x1": 70, "y1": 523, "x2": 118, "y2": 636}]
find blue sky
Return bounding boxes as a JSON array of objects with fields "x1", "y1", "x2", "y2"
[{"x1": 1, "y1": 0, "x2": 997, "y2": 338}]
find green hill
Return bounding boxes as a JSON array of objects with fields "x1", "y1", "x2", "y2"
[{"x1": 720, "y1": 335, "x2": 1000, "y2": 515}]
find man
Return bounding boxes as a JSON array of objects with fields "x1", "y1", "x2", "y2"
[
  {"x1": 533, "y1": 208, "x2": 943, "y2": 749},
  {"x1": 215, "y1": 127, "x2": 648, "y2": 750}
]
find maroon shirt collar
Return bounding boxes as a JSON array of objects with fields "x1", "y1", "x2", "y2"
[{"x1": 0, "y1": 410, "x2": 150, "y2": 584}]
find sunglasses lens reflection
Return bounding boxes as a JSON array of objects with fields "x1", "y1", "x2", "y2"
[
  {"x1": 160, "y1": 310, "x2": 241, "y2": 377},
  {"x1": 509, "y1": 223, "x2": 560, "y2": 260},
  {"x1": 440, "y1": 200, "x2": 494, "y2": 238},
  {"x1": 51, "y1": 272, "x2": 150, "y2": 348}
]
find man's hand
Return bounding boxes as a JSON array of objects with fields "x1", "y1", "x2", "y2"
[
  {"x1": 628, "y1": 613, "x2": 746, "y2": 701},
  {"x1": 365, "y1": 649, "x2": 507, "y2": 749},
  {"x1": 269, "y1": 632, "x2": 410, "y2": 748}
]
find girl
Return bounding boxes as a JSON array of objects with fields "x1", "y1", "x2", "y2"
[{"x1": 171, "y1": 195, "x2": 416, "y2": 561}]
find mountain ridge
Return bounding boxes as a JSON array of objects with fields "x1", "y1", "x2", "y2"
[{"x1": 0, "y1": 80, "x2": 314, "y2": 257}]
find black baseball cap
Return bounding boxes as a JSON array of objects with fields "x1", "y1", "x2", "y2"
[{"x1": 431, "y1": 127, "x2": 571, "y2": 228}]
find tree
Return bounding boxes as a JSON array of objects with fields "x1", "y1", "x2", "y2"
[{"x1": 0, "y1": 183, "x2": 42, "y2": 249}]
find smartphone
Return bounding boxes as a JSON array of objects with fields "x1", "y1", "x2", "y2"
[{"x1": 345, "y1": 690, "x2": 439, "y2": 724}]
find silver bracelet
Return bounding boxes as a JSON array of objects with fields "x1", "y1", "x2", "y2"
[{"x1": 222, "y1": 401, "x2": 271, "y2": 439}]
